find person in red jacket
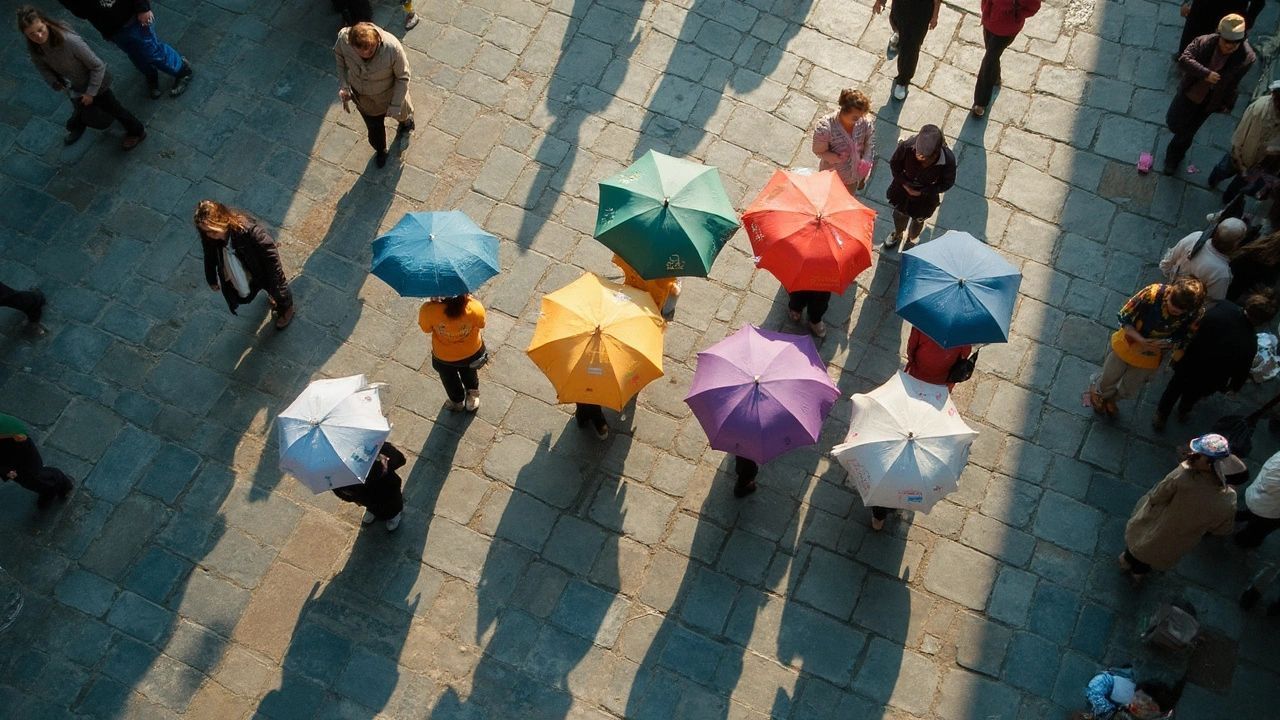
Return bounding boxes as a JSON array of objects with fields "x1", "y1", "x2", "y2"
[
  {"x1": 972, "y1": 0, "x2": 1041, "y2": 117},
  {"x1": 904, "y1": 326, "x2": 971, "y2": 390}
]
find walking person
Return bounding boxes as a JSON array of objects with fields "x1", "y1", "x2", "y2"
[
  {"x1": 1207, "y1": 81, "x2": 1280, "y2": 202},
  {"x1": 1119, "y1": 433, "x2": 1237, "y2": 586},
  {"x1": 1159, "y1": 217, "x2": 1247, "y2": 304},
  {"x1": 1163, "y1": 14, "x2": 1256, "y2": 176},
  {"x1": 883, "y1": 124, "x2": 956, "y2": 250},
  {"x1": 1088, "y1": 278, "x2": 1205, "y2": 418},
  {"x1": 332, "y1": 0, "x2": 420, "y2": 29},
  {"x1": 194, "y1": 200, "x2": 295, "y2": 330},
  {"x1": 0, "y1": 414, "x2": 72, "y2": 510},
  {"x1": 1152, "y1": 289, "x2": 1277, "y2": 428},
  {"x1": 612, "y1": 254, "x2": 680, "y2": 317},
  {"x1": 1176, "y1": 0, "x2": 1264, "y2": 54},
  {"x1": 574, "y1": 403, "x2": 609, "y2": 440},
  {"x1": 873, "y1": 0, "x2": 940, "y2": 101},
  {"x1": 332, "y1": 441, "x2": 406, "y2": 531},
  {"x1": 971, "y1": 0, "x2": 1041, "y2": 116},
  {"x1": 812, "y1": 88, "x2": 875, "y2": 195},
  {"x1": 419, "y1": 294, "x2": 486, "y2": 413},
  {"x1": 904, "y1": 325, "x2": 972, "y2": 390},
  {"x1": 733, "y1": 455, "x2": 758, "y2": 497},
  {"x1": 56, "y1": 0, "x2": 191, "y2": 98},
  {"x1": 0, "y1": 282, "x2": 45, "y2": 325},
  {"x1": 335, "y1": 21, "x2": 414, "y2": 168},
  {"x1": 1235, "y1": 449, "x2": 1280, "y2": 549},
  {"x1": 19, "y1": 6, "x2": 145, "y2": 149}
]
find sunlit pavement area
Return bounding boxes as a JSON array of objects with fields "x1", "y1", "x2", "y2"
[{"x1": 2, "y1": 0, "x2": 1280, "y2": 717}]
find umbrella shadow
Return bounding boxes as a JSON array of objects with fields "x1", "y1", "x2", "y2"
[
  {"x1": 431, "y1": 430, "x2": 622, "y2": 718},
  {"x1": 631, "y1": 0, "x2": 814, "y2": 160},
  {"x1": 258, "y1": 416, "x2": 468, "y2": 717},
  {"x1": 512, "y1": 0, "x2": 648, "y2": 251}
]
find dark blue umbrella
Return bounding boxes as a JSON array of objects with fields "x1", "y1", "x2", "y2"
[
  {"x1": 896, "y1": 230, "x2": 1022, "y2": 349},
  {"x1": 371, "y1": 211, "x2": 500, "y2": 297}
]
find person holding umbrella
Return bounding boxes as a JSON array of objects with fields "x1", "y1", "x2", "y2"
[
  {"x1": 1119, "y1": 433, "x2": 1237, "y2": 586},
  {"x1": 332, "y1": 441, "x2": 406, "y2": 531},
  {"x1": 1088, "y1": 278, "x2": 1205, "y2": 418},
  {"x1": 905, "y1": 326, "x2": 972, "y2": 390},
  {"x1": 612, "y1": 254, "x2": 680, "y2": 317},
  {"x1": 194, "y1": 200, "x2": 295, "y2": 329},
  {"x1": 883, "y1": 125, "x2": 956, "y2": 250},
  {"x1": 420, "y1": 294, "x2": 486, "y2": 412},
  {"x1": 0, "y1": 414, "x2": 72, "y2": 510}
]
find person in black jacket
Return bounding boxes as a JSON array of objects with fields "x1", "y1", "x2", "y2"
[
  {"x1": 1177, "y1": 0, "x2": 1265, "y2": 54},
  {"x1": 1163, "y1": 16, "x2": 1256, "y2": 176},
  {"x1": 1228, "y1": 230, "x2": 1280, "y2": 302},
  {"x1": 0, "y1": 414, "x2": 72, "y2": 509},
  {"x1": 333, "y1": 441, "x2": 406, "y2": 531},
  {"x1": 883, "y1": 124, "x2": 957, "y2": 250},
  {"x1": 56, "y1": 0, "x2": 191, "y2": 98},
  {"x1": 194, "y1": 200, "x2": 295, "y2": 329},
  {"x1": 1153, "y1": 289, "x2": 1279, "y2": 429}
]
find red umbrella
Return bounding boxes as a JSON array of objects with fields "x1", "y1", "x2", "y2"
[{"x1": 743, "y1": 169, "x2": 876, "y2": 294}]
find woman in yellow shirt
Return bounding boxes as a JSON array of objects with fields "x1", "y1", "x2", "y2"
[{"x1": 419, "y1": 294, "x2": 486, "y2": 412}]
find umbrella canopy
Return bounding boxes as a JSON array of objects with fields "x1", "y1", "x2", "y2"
[
  {"x1": 594, "y1": 150, "x2": 741, "y2": 280},
  {"x1": 685, "y1": 324, "x2": 839, "y2": 464},
  {"x1": 896, "y1": 230, "x2": 1022, "y2": 349},
  {"x1": 0, "y1": 414, "x2": 28, "y2": 437},
  {"x1": 371, "y1": 211, "x2": 500, "y2": 297},
  {"x1": 833, "y1": 371, "x2": 978, "y2": 513},
  {"x1": 526, "y1": 273, "x2": 666, "y2": 411},
  {"x1": 743, "y1": 169, "x2": 876, "y2": 294},
  {"x1": 277, "y1": 374, "x2": 391, "y2": 494}
]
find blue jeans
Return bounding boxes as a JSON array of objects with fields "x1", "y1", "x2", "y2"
[{"x1": 110, "y1": 20, "x2": 183, "y2": 79}]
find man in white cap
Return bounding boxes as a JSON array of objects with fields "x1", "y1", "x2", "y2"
[
  {"x1": 1207, "y1": 80, "x2": 1280, "y2": 201},
  {"x1": 1159, "y1": 217, "x2": 1248, "y2": 303},
  {"x1": 1163, "y1": 13, "x2": 1256, "y2": 176}
]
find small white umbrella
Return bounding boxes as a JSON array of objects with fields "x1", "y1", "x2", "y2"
[
  {"x1": 833, "y1": 371, "x2": 978, "y2": 513},
  {"x1": 277, "y1": 374, "x2": 390, "y2": 493}
]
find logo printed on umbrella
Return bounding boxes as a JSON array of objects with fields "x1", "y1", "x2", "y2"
[
  {"x1": 666, "y1": 255, "x2": 685, "y2": 271},
  {"x1": 747, "y1": 222, "x2": 765, "y2": 242},
  {"x1": 899, "y1": 490, "x2": 924, "y2": 504}
]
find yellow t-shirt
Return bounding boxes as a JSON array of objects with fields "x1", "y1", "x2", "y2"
[
  {"x1": 419, "y1": 298, "x2": 486, "y2": 362},
  {"x1": 613, "y1": 254, "x2": 678, "y2": 309}
]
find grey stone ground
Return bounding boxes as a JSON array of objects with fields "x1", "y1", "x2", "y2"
[{"x1": 2, "y1": 0, "x2": 1280, "y2": 717}]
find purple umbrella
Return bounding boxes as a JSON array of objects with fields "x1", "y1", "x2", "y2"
[{"x1": 686, "y1": 324, "x2": 840, "y2": 464}]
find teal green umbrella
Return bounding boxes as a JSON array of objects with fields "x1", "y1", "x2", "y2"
[{"x1": 594, "y1": 150, "x2": 741, "y2": 280}]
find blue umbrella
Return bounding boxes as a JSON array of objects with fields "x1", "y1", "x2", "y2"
[
  {"x1": 896, "y1": 230, "x2": 1022, "y2": 349},
  {"x1": 371, "y1": 211, "x2": 500, "y2": 297}
]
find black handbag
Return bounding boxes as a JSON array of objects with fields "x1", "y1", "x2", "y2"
[
  {"x1": 69, "y1": 90, "x2": 113, "y2": 130},
  {"x1": 945, "y1": 349, "x2": 979, "y2": 384}
]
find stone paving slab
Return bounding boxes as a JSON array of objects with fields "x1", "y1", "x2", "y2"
[{"x1": 3, "y1": 0, "x2": 1280, "y2": 718}]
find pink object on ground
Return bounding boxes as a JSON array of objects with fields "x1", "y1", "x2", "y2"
[
  {"x1": 1187, "y1": 164, "x2": 1199, "y2": 173},
  {"x1": 1137, "y1": 152, "x2": 1153, "y2": 173}
]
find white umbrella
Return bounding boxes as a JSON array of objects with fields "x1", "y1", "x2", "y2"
[
  {"x1": 277, "y1": 374, "x2": 391, "y2": 494},
  {"x1": 833, "y1": 371, "x2": 978, "y2": 513}
]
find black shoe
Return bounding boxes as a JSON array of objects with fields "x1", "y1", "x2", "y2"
[
  {"x1": 1241, "y1": 586, "x2": 1262, "y2": 610},
  {"x1": 375, "y1": 151, "x2": 388, "y2": 168},
  {"x1": 1162, "y1": 159, "x2": 1178, "y2": 176},
  {"x1": 36, "y1": 493, "x2": 55, "y2": 510},
  {"x1": 733, "y1": 479, "x2": 757, "y2": 498},
  {"x1": 398, "y1": 117, "x2": 415, "y2": 133},
  {"x1": 1269, "y1": 601, "x2": 1280, "y2": 617},
  {"x1": 64, "y1": 127, "x2": 85, "y2": 145},
  {"x1": 147, "y1": 75, "x2": 162, "y2": 99},
  {"x1": 26, "y1": 288, "x2": 45, "y2": 324},
  {"x1": 170, "y1": 61, "x2": 193, "y2": 97}
]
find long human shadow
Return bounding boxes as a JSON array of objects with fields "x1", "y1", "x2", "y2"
[
  {"x1": 632, "y1": 0, "x2": 815, "y2": 159},
  {"x1": 934, "y1": 116, "x2": 990, "y2": 244},
  {"x1": 513, "y1": 0, "x2": 647, "y2": 250},
  {"x1": 431, "y1": 429, "x2": 622, "y2": 718},
  {"x1": 257, "y1": 417, "x2": 465, "y2": 717}
]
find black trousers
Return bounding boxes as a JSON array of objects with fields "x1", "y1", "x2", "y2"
[
  {"x1": 871, "y1": 506, "x2": 890, "y2": 520},
  {"x1": 787, "y1": 290, "x2": 831, "y2": 324},
  {"x1": 432, "y1": 347, "x2": 484, "y2": 403},
  {"x1": 1156, "y1": 371, "x2": 1204, "y2": 417},
  {"x1": 1165, "y1": 92, "x2": 1213, "y2": 168},
  {"x1": 575, "y1": 403, "x2": 607, "y2": 432},
  {"x1": 734, "y1": 456, "x2": 758, "y2": 482},
  {"x1": 67, "y1": 89, "x2": 144, "y2": 136},
  {"x1": 1123, "y1": 548, "x2": 1153, "y2": 575},
  {"x1": 974, "y1": 29, "x2": 1015, "y2": 107},
  {"x1": 891, "y1": 1, "x2": 932, "y2": 86},
  {"x1": 1235, "y1": 508, "x2": 1280, "y2": 548},
  {"x1": 0, "y1": 282, "x2": 42, "y2": 321},
  {"x1": 359, "y1": 109, "x2": 390, "y2": 153},
  {"x1": 9, "y1": 466, "x2": 71, "y2": 502}
]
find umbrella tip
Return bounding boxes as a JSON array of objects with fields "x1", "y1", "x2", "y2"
[
  {"x1": 753, "y1": 375, "x2": 760, "y2": 384},
  {"x1": 957, "y1": 278, "x2": 965, "y2": 286}
]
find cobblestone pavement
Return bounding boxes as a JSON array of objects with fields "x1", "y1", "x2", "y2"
[{"x1": 3, "y1": 0, "x2": 1280, "y2": 717}]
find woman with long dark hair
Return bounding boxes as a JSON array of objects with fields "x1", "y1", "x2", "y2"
[
  {"x1": 193, "y1": 200, "x2": 295, "y2": 329},
  {"x1": 418, "y1": 294, "x2": 486, "y2": 412},
  {"x1": 1227, "y1": 230, "x2": 1280, "y2": 301}
]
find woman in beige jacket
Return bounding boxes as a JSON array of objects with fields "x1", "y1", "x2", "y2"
[
  {"x1": 334, "y1": 21, "x2": 413, "y2": 167},
  {"x1": 1120, "y1": 433, "x2": 1238, "y2": 584}
]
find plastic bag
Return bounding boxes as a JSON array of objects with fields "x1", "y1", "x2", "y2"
[{"x1": 1252, "y1": 332, "x2": 1279, "y2": 383}]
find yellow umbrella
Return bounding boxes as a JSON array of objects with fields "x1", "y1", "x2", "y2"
[{"x1": 527, "y1": 273, "x2": 666, "y2": 411}]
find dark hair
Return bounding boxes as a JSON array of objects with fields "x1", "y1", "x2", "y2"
[
  {"x1": 16, "y1": 5, "x2": 67, "y2": 51},
  {"x1": 1232, "y1": 230, "x2": 1280, "y2": 268},
  {"x1": 1243, "y1": 287, "x2": 1280, "y2": 325},
  {"x1": 1168, "y1": 277, "x2": 1205, "y2": 313},
  {"x1": 1137, "y1": 679, "x2": 1185, "y2": 712},
  {"x1": 837, "y1": 88, "x2": 871, "y2": 115},
  {"x1": 442, "y1": 294, "x2": 469, "y2": 318}
]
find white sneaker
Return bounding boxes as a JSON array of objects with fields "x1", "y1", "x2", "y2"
[
  {"x1": 385, "y1": 512, "x2": 402, "y2": 532},
  {"x1": 464, "y1": 390, "x2": 480, "y2": 412},
  {"x1": 883, "y1": 232, "x2": 902, "y2": 249},
  {"x1": 362, "y1": 511, "x2": 375, "y2": 525},
  {"x1": 892, "y1": 83, "x2": 908, "y2": 101},
  {"x1": 889, "y1": 32, "x2": 899, "y2": 49},
  {"x1": 404, "y1": 12, "x2": 420, "y2": 29}
]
